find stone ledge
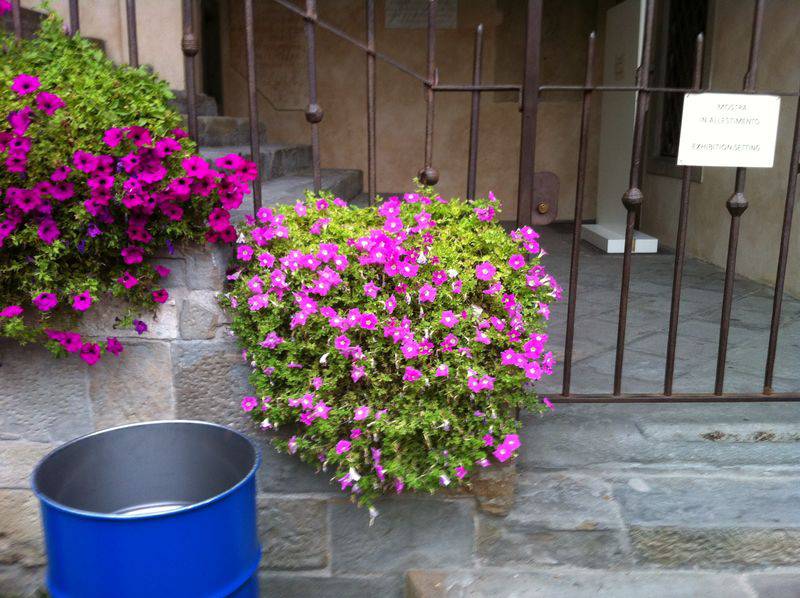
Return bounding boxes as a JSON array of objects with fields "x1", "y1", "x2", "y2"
[{"x1": 0, "y1": 442, "x2": 54, "y2": 489}]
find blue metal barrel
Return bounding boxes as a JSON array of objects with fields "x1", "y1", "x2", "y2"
[{"x1": 32, "y1": 420, "x2": 261, "y2": 597}]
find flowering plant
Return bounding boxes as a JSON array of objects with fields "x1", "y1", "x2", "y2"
[
  {"x1": 224, "y1": 186, "x2": 560, "y2": 507},
  {"x1": 0, "y1": 14, "x2": 255, "y2": 363}
]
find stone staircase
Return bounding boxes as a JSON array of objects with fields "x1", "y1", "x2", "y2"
[
  {"x1": 405, "y1": 402, "x2": 800, "y2": 597},
  {"x1": 170, "y1": 92, "x2": 364, "y2": 210}
]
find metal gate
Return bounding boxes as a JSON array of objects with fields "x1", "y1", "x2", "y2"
[{"x1": 11, "y1": 0, "x2": 798, "y2": 404}]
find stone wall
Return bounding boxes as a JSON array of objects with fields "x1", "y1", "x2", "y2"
[{"x1": 0, "y1": 243, "x2": 504, "y2": 598}]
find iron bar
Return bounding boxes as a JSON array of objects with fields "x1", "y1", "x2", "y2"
[
  {"x1": 10, "y1": 0, "x2": 21, "y2": 41},
  {"x1": 181, "y1": 0, "x2": 199, "y2": 142},
  {"x1": 419, "y1": 0, "x2": 438, "y2": 186},
  {"x1": 434, "y1": 84, "x2": 521, "y2": 92},
  {"x1": 764, "y1": 84, "x2": 800, "y2": 393},
  {"x1": 613, "y1": 0, "x2": 656, "y2": 396},
  {"x1": 270, "y1": 0, "x2": 427, "y2": 84},
  {"x1": 365, "y1": 0, "x2": 376, "y2": 204},
  {"x1": 664, "y1": 33, "x2": 704, "y2": 396},
  {"x1": 466, "y1": 24, "x2": 484, "y2": 200},
  {"x1": 68, "y1": 0, "x2": 79, "y2": 35},
  {"x1": 538, "y1": 85, "x2": 800, "y2": 96},
  {"x1": 126, "y1": 0, "x2": 139, "y2": 68},
  {"x1": 243, "y1": 0, "x2": 263, "y2": 213},
  {"x1": 304, "y1": 0, "x2": 322, "y2": 193},
  {"x1": 515, "y1": 0, "x2": 543, "y2": 228},
  {"x1": 714, "y1": 0, "x2": 765, "y2": 395},
  {"x1": 561, "y1": 31, "x2": 596, "y2": 397},
  {"x1": 548, "y1": 393, "x2": 800, "y2": 404}
]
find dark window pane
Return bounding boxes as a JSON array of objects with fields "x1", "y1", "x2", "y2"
[{"x1": 660, "y1": 0, "x2": 708, "y2": 158}]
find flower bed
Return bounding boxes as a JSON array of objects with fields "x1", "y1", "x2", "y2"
[
  {"x1": 224, "y1": 188, "x2": 559, "y2": 508},
  {"x1": 0, "y1": 14, "x2": 254, "y2": 363}
]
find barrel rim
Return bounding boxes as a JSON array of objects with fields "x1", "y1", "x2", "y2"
[{"x1": 31, "y1": 419, "x2": 261, "y2": 521}]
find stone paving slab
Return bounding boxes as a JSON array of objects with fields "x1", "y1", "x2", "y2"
[
  {"x1": 534, "y1": 225, "x2": 800, "y2": 395},
  {"x1": 406, "y1": 567, "x2": 798, "y2": 597}
]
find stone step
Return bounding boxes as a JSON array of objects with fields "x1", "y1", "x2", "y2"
[
  {"x1": 200, "y1": 144, "x2": 312, "y2": 180},
  {"x1": 405, "y1": 568, "x2": 800, "y2": 598},
  {"x1": 183, "y1": 115, "x2": 268, "y2": 147},
  {"x1": 170, "y1": 90, "x2": 219, "y2": 117},
  {"x1": 231, "y1": 168, "x2": 363, "y2": 220}
]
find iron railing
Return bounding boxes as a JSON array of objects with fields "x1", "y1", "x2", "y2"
[{"x1": 9, "y1": 0, "x2": 800, "y2": 404}]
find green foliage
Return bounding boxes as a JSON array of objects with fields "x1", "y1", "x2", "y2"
[
  {"x1": 224, "y1": 186, "x2": 558, "y2": 507},
  {"x1": 0, "y1": 13, "x2": 240, "y2": 360}
]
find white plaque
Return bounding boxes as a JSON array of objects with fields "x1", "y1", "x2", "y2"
[{"x1": 677, "y1": 93, "x2": 781, "y2": 168}]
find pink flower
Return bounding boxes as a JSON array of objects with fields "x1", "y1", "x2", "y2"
[
  {"x1": 483, "y1": 434, "x2": 494, "y2": 446},
  {"x1": 152, "y1": 289, "x2": 169, "y2": 303},
  {"x1": 351, "y1": 365, "x2": 365, "y2": 382},
  {"x1": 363, "y1": 281, "x2": 379, "y2": 298},
  {"x1": 80, "y1": 343, "x2": 102, "y2": 365},
  {"x1": 440, "y1": 310, "x2": 458, "y2": 328},
  {"x1": 455, "y1": 466, "x2": 468, "y2": 479},
  {"x1": 35, "y1": 92, "x2": 65, "y2": 115},
  {"x1": 0, "y1": 305, "x2": 23, "y2": 318},
  {"x1": 474, "y1": 206, "x2": 495, "y2": 221},
  {"x1": 37, "y1": 219, "x2": 60, "y2": 244},
  {"x1": 543, "y1": 397, "x2": 555, "y2": 411},
  {"x1": 418, "y1": 283, "x2": 437, "y2": 303},
  {"x1": 121, "y1": 246, "x2": 144, "y2": 265},
  {"x1": 335, "y1": 440, "x2": 351, "y2": 454},
  {"x1": 509, "y1": 254, "x2": 526, "y2": 269},
  {"x1": 155, "y1": 265, "x2": 171, "y2": 278},
  {"x1": 313, "y1": 401, "x2": 331, "y2": 419},
  {"x1": 502, "y1": 434, "x2": 521, "y2": 451},
  {"x1": 475, "y1": 261, "x2": 496, "y2": 281},
  {"x1": 354, "y1": 405, "x2": 371, "y2": 421},
  {"x1": 118, "y1": 271, "x2": 138, "y2": 289},
  {"x1": 32, "y1": 292, "x2": 58, "y2": 312},
  {"x1": 360, "y1": 313, "x2": 378, "y2": 330},
  {"x1": 384, "y1": 294, "x2": 397, "y2": 314},
  {"x1": 11, "y1": 73, "x2": 40, "y2": 96},
  {"x1": 237, "y1": 245, "x2": 254, "y2": 261},
  {"x1": 403, "y1": 366, "x2": 421, "y2": 381},
  {"x1": 106, "y1": 337, "x2": 124, "y2": 356},
  {"x1": 103, "y1": 127, "x2": 124, "y2": 148},
  {"x1": 241, "y1": 396, "x2": 258, "y2": 412},
  {"x1": 182, "y1": 155, "x2": 209, "y2": 178},
  {"x1": 435, "y1": 364, "x2": 449, "y2": 377},
  {"x1": 493, "y1": 444, "x2": 513, "y2": 462},
  {"x1": 335, "y1": 335, "x2": 351, "y2": 351},
  {"x1": 72, "y1": 291, "x2": 93, "y2": 312}
]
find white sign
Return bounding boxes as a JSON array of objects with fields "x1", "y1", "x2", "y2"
[{"x1": 677, "y1": 93, "x2": 780, "y2": 168}]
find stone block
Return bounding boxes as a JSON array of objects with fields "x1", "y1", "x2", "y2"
[
  {"x1": 745, "y1": 573, "x2": 800, "y2": 598},
  {"x1": 260, "y1": 572, "x2": 402, "y2": 598},
  {"x1": 78, "y1": 293, "x2": 182, "y2": 340},
  {"x1": 470, "y1": 460, "x2": 517, "y2": 516},
  {"x1": 0, "y1": 490, "x2": 44, "y2": 568},
  {"x1": 257, "y1": 441, "x2": 338, "y2": 494},
  {"x1": 259, "y1": 496, "x2": 329, "y2": 570},
  {"x1": 172, "y1": 340, "x2": 253, "y2": 431},
  {"x1": 629, "y1": 526, "x2": 800, "y2": 568},
  {"x1": 330, "y1": 497, "x2": 474, "y2": 574},
  {"x1": 88, "y1": 341, "x2": 174, "y2": 428},
  {"x1": 406, "y1": 569, "x2": 755, "y2": 598},
  {"x1": 0, "y1": 342, "x2": 92, "y2": 443},
  {"x1": 150, "y1": 256, "x2": 188, "y2": 290},
  {"x1": 179, "y1": 291, "x2": 228, "y2": 340},
  {"x1": 512, "y1": 472, "x2": 622, "y2": 531},
  {"x1": 0, "y1": 442, "x2": 54, "y2": 488},
  {"x1": 477, "y1": 517, "x2": 631, "y2": 568},
  {"x1": 185, "y1": 244, "x2": 232, "y2": 291},
  {"x1": 613, "y1": 476, "x2": 800, "y2": 528},
  {"x1": 0, "y1": 564, "x2": 45, "y2": 598}
]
